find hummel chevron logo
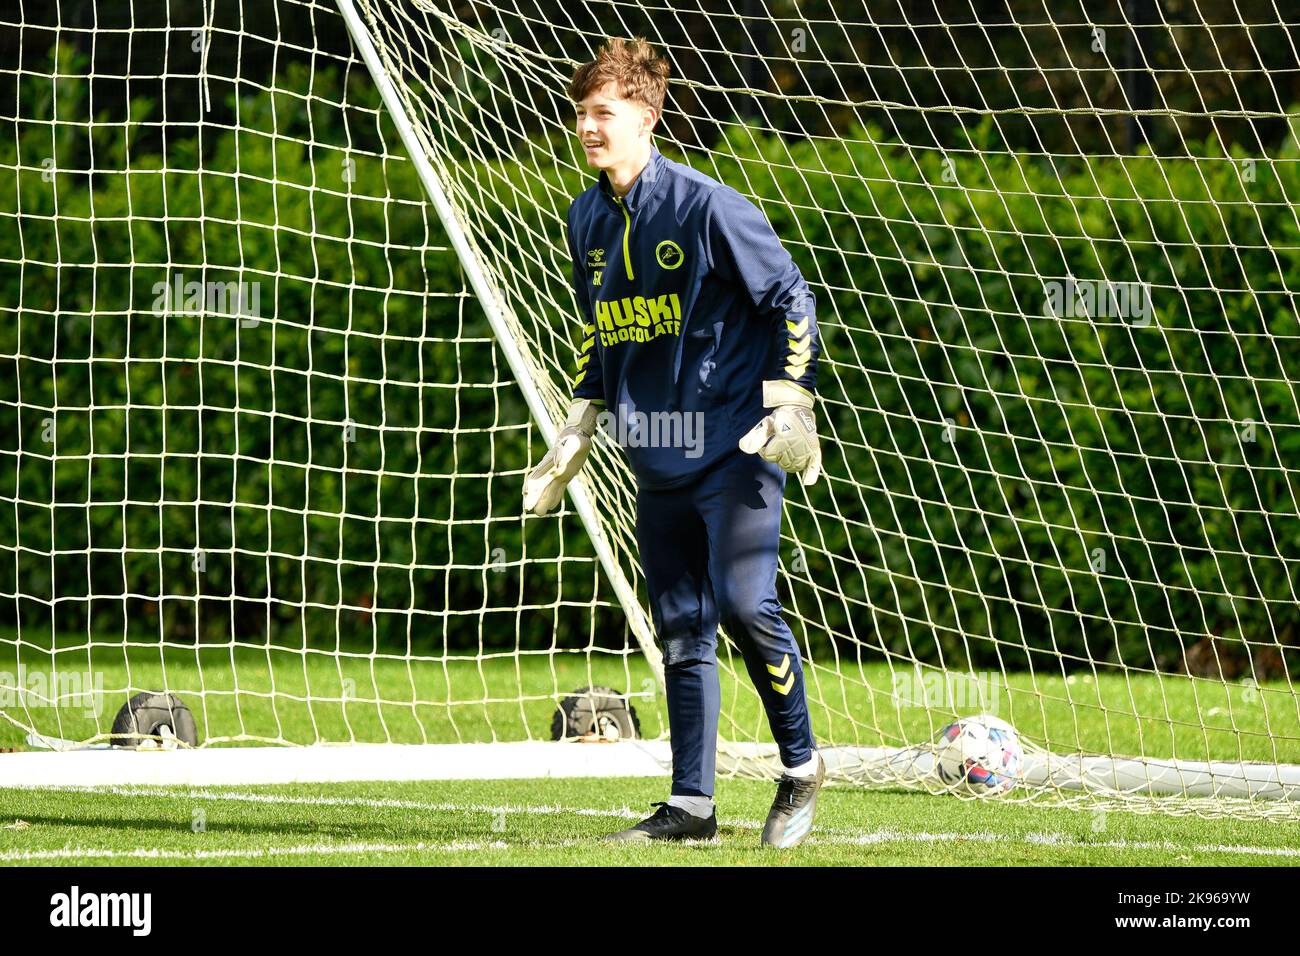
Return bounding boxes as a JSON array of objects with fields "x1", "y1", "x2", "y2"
[
  {"x1": 767, "y1": 654, "x2": 795, "y2": 695},
  {"x1": 786, "y1": 330, "x2": 811, "y2": 380}
]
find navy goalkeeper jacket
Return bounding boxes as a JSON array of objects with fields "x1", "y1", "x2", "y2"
[{"x1": 565, "y1": 144, "x2": 820, "y2": 490}]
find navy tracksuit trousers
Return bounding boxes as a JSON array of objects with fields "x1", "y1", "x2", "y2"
[{"x1": 635, "y1": 448, "x2": 816, "y2": 797}]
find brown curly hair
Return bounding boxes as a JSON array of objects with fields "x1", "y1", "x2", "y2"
[{"x1": 568, "y1": 37, "x2": 670, "y2": 116}]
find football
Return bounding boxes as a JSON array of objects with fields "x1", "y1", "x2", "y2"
[{"x1": 934, "y1": 714, "x2": 1024, "y2": 794}]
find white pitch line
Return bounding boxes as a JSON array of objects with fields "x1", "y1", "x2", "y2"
[
  {"x1": 824, "y1": 827, "x2": 1300, "y2": 858},
  {"x1": 0, "y1": 840, "x2": 512, "y2": 863},
  {"x1": 3, "y1": 828, "x2": 1298, "y2": 863}
]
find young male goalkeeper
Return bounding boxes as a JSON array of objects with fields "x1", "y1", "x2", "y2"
[{"x1": 524, "y1": 37, "x2": 825, "y2": 848}]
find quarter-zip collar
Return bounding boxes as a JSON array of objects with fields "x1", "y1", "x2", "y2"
[{"x1": 598, "y1": 143, "x2": 664, "y2": 216}]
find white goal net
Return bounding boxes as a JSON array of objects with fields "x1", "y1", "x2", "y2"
[{"x1": 2, "y1": 0, "x2": 1299, "y2": 818}]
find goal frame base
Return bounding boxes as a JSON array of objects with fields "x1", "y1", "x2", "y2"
[{"x1": 4, "y1": 738, "x2": 1298, "y2": 803}]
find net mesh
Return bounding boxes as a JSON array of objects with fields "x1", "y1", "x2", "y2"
[{"x1": 3, "y1": 0, "x2": 1300, "y2": 817}]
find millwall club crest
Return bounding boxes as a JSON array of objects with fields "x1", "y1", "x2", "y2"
[
  {"x1": 586, "y1": 248, "x2": 607, "y2": 269},
  {"x1": 655, "y1": 240, "x2": 684, "y2": 270}
]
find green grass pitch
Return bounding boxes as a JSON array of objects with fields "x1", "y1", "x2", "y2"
[
  {"x1": 2, "y1": 631, "x2": 1300, "y2": 865},
  {"x1": 1, "y1": 777, "x2": 1299, "y2": 866}
]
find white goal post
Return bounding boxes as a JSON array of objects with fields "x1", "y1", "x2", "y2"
[{"x1": 2, "y1": 0, "x2": 1300, "y2": 818}]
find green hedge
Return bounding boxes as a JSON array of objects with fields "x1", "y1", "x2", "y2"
[
  {"x1": 469, "y1": 120, "x2": 1300, "y2": 674},
  {"x1": 699, "y1": 120, "x2": 1300, "y2": 673},
  {"x1": 3, "y1": 48, "x2": 1298, "y2": 674},
  {"x1": 0, "y1": 53, "x2": 612, "y2": 652}
]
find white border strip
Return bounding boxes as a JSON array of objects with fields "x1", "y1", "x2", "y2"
[
  {"x1": 5, "y1": 738, "x2": 1300, "y2": 797},
  {"x1": 0, "y1": 741, "x2": 673, "y2": 787}
]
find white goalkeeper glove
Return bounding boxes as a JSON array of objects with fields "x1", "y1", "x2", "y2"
[
  {"x1": 523, "y1": 399, "x2": 602, "y2": 516},
  {"x1": 739, "y1": 380, "x2": 822, "y2": 486}
]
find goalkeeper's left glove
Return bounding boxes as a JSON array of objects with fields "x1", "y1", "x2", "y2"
[
  {"x1": 523, "y1": 399, "x2": 602, "y2": 516},
  {"x1": 738, "y1": 380, "x2": 822, "y2": 486}
]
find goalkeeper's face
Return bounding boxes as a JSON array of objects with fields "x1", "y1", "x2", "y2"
[{"x1": 574, "y1": 82, "x2": 656, "y2": 171}]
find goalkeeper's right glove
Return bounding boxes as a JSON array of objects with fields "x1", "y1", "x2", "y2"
[
  {"x1": 738, "y1": 379, "x2": 822, "y2": 486},
  {"x1": 523, "y1": 399, "x2": 602, "y2": 516}
]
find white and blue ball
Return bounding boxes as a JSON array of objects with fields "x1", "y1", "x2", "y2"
[{"x1": 934, "y1": 714, "x2": 1023, "y2": 794}]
